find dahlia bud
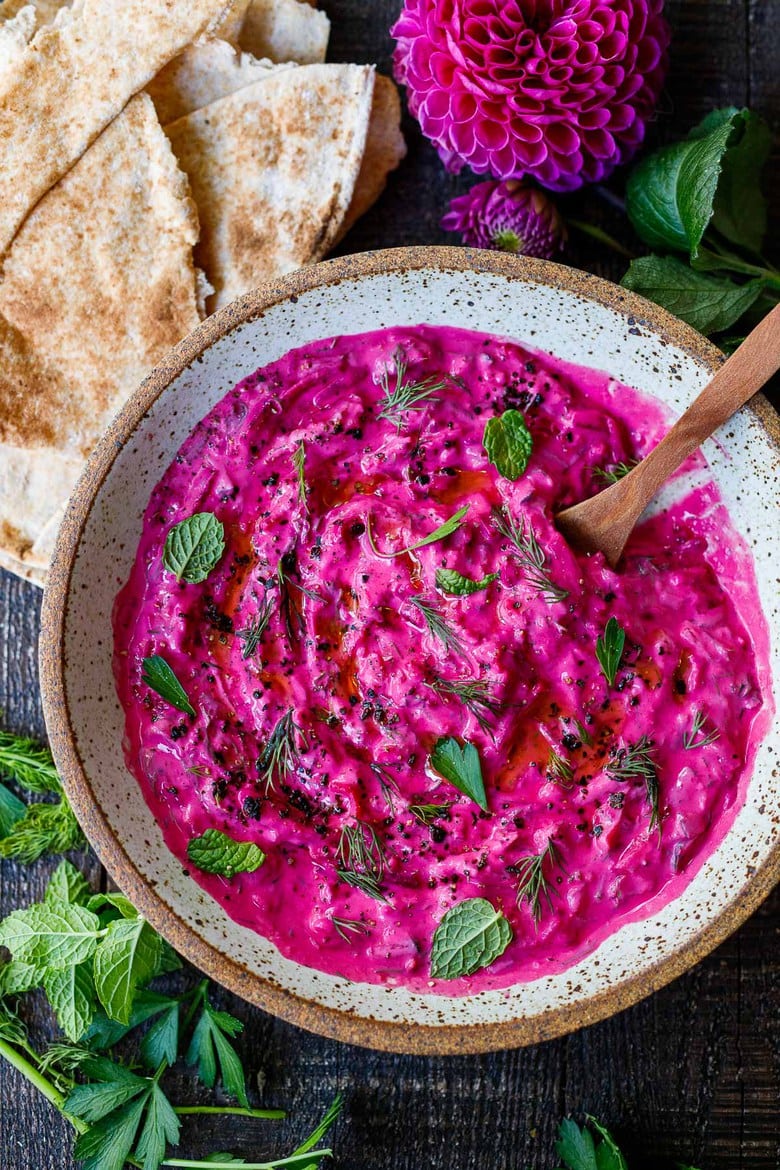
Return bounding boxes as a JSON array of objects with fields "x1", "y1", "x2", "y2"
[
  {"x1": 392, "y1": 0, "x2": 671, "y2": 192},
  {"x1": 441, "y1": 180, "x2": 566, "y2": 259}
]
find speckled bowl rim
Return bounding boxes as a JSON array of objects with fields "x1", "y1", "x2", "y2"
[{"x1": 40, "y1": 246, "x2": 780, "y2": 1055}]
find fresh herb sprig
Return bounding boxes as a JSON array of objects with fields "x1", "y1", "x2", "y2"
[
  {"x1": 0, "y1": 731, "x2": 84, "y2": 863},
  {"x1": 683, "y1": 707, "x2": 720, "y2": 750},
  {"x1": 292, "y1": 440, "x2": 308, "y2": 512},
  {"x1": 593, "y1": 460, "x2": 639, "y2": 485},
  {"x1": 236, "y1": 598, "x2": 274, "y2": 660},
  {"x1": 142, "y1": 656, "x2": 196, "y2": 717},
  {"x1": 335, "y1": 821, "x2": 387, "y2": 903},
  {"x1": 435, "y1": 568, "x2": 498, "y2": 596},
  {"x1": 512, "y1": 838, "x2": 562, "y2": 924},
  {"x1": 429, "y1": 677, "x2": 499, "y2": 736},
  {"x1": 408, "y1": 597, "x2": 466, "y2": 657},
  {"x1": 552, "y1": 1112, "x2": 702, "y2": 1170},
  {"x1": 377, "y1": 350, "x2": 448, "y2": 431},
  {"x1": 429, "y1": 736, "x2": 488, "y2": 811},
  {"x1": 257, "y1": 710, "x2": 304, "y2": 794},
  {"x1": 546, "y1": 748, "x2": 574, "y2": 788},
  {"x1": 187, "y1": 829, "x2": 265, "y2": 879},
  {"x1": 605, "y1": 736, "x2": 660, "y2": 834},
  {"x1": 595, "y1": 617, "x2": 626, "y2": 688},
  {"x1": 330, "y1": 915, "x2": 370, "y2": 943},
  {"x1": 430, "y1": 898, "x2": 513, "y2": 979},
  {"x1": 367, "y1": 505, "x2": 469, "y2": 559},
  {"x1": 492, "y1": 507, "x2": 568, "y2": 604},
  {"x1": 408, "y1": 802, "x2": 452, "y2": 826},
  {"x1": 163, "y1": 512, "x2": 225, "y2": 585}
]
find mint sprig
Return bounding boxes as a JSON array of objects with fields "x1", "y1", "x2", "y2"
[
  {"x1": 429, "y1": 736, "x2": 488, "y2": 810},
  {"x1": 163, "y1": 511, "x2": 225, "y2": 584},
  {"x1": 430, "y1": 897, "x2": 513, "y2": 979},
  {"x1": 187, "y1": 828, "x2": 265, "y2": 879},
  {"x1": 435, "y1": 568, "x2": 498, "y2": 596},
  {"x1": 483, "y1": 409, "x2": 533, "y2": 480}
]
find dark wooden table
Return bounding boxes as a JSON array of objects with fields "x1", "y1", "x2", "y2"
[{"x1": 1, "y1": 2, "x2": 778, "y2": 1167}]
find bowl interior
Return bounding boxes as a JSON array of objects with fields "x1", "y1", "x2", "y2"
[{"x1": 42, "y1": 249, "x2": 780, "y2": 1054}]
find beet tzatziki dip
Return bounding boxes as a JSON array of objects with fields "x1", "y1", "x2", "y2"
[{"x1": 113, "y1": 324, "x2": 771, "y2": 994}]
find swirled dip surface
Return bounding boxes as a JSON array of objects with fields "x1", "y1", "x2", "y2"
[{"x1": 114, "y1": 325, "x2": 770, "y2": 994}]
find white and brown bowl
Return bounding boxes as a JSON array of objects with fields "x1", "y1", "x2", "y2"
[{"x1": 40, "y1": 247, "x2": 780, "y2": 1054}]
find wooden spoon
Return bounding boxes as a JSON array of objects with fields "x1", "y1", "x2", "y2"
[{"x1": 556, "y1": 301, "x2": 780, "y2": 566}]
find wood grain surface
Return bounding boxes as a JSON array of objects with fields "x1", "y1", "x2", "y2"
[{"x1": 1, "y1": 2, "x2": 778, "y2": 1167}]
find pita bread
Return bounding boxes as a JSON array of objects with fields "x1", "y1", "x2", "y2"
[
  {"x1": 0, "y1": 0, "x2": 232, "y2": 256},
  {"x1": 213, "y1": 0, "x2": 250, "y2": 43},
  {"x1": 338, "y1": 75, "x2": 406, "y2": 243},
  {"x1": 0, "y1": 93, "x2": 202, "y2": 578},
  {"x1": 238, "y1": 0, "x2": 329, "y2": 65},
  {"x1": 0, "y1": 4, "x2": 34, "y2": 82},
  {"x1": 148, "y1": 38, "x2": 288, "y2": 126},
  {"x1": 0, "y1": 0, "x2": 71, "y2": 23},
  {"x1": 165, "y1": 63, "x2": 374, "y2": 312}
]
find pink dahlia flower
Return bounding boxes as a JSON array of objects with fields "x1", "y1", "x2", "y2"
[
  {"x1": 442, "y1": 179, "x2": 566, "y2": 257},
  {"x1": 391, "y1": 0, "x2": 671, "y2": 191}
]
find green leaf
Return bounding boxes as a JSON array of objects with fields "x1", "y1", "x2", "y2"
[
  {"x1": 93, "y1": 917, "x2": 164, "y2": 1024},
  {"x1": 694, "y1": 108, "x2": 771, "y2": 253},
  {"x1": 46, "y1": 860, "x2": 92, "y2": 906},
  {"x1": 622, "y1": 255, "x2": 764, "y2": 336},
  {"x1": 430, "y1": 897, "x2": 513, "y2": 979},
  {"x1": 141, "y1": 655, "x2": 196, "y2": 717},
  {"x1": 163, "y1": 511, "x2": 225, "y2": 584},
  {"x1": 429, "y1": 736, "x2": 487, "y2": 811},
  {"x1": 186, "y1": 998, "x2": 249, "y2": 1108},
  {"x1": 135, "y1": 1082, "x2": 181, "y2": 1170},
  {"x1": 483, "y1": 409, "x2": 533, "y2": 480},
  {"x1": 435, "y1": 568, "x2": 498, "y2": 596},
  {"x1": 73, "y1": 1092, "x2": 148, "y2": 1170},
  {"x1": 43, "y1": 962, "x2": 95, "y2": 1041},
  {"x1": 586, "y1": 1117, "x2": 628, "y2": 1170},
  {"x1": 0, "y1": 730, "x2": 61, "y2": 793},
  {"x1": 555, "y1": 1117, "x2": 598, "y2": 1170},
  {"x1": 0, "y1": 781, "x2": 25, "y2": 837},
  {"x1": 0, "y1": 901, "x2": 101, "y2": 968},
  {"x1": 290, "y1": 1093, "x2": 344, "y2": 1157},
  {"x1": 0, "y1": 959, "x2": 42, "y2": 996},
  {"x1": 84, "y1": 990, "x2": 179, "y2": 1050},
  {"x1": 187, "y1": 829, "x2": 265, "y2": 879},
  {"x1": 595, "y1": 617, "x2": 626, "y2": 688},
  {"x1": 66, "y1": 1057, "x2": 148, "y2": 1123},
  {"x1": 140, "y1": 1001, "x2": 179, "y2": 1068},
  {"x1": 368, "y1": 505, "x2": 469, "y2": 558},
  {"x1": 0, "y1": 797, "x2": 85, "y2": 863},
  {"x1": 87, "y1": 892, "x2": 139, "y2": 920}
]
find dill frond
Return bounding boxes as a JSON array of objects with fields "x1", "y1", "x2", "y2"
[
  {"x1": 377, "y1": 349, "x2": 448, "y2": 431},
  {"x1": 683, "y1": 707, "x2": 720, "y2": 751},
  {"x1": 256, "y1": 710, "x2": 304, "y2": 793},
  {"x1": 592, "y1": 459, "x2": 639, "y2": 485},
  {"x1": 492, "y1": 506, "x2": 568, "y2": 605},
  {"x1": 429, "y1": 677, "x2": 499, "y2": 735},
  {"x1": 335, "y1": 821, "x2": 387, "y2": 903},
  {"x1": 408, "y1": 597, "x2": 466, "y2": 657},
  {"x1": 511, "y1": 837, "x2": 563, "y2": 924},
  {"x1": 408, "y1": 802, "x2": 452, "y2": 826},
  {"x1": 236, "y1": 596, "x2": 274, "y2": 660}
]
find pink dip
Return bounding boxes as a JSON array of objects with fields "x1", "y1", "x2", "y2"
[{"x1": 113, "y1": 325, "x2": 770, "y2": 994}]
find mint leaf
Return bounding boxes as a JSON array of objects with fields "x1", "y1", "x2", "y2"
[
  {"x1": 555, "y1": 1117, "x2": 599, "y2": 1170},
  {"x1": 622, "y1": 256, "x2": 764, "y2": 335},
  {"x1": 483, "y1": 409, "x2": 533, "y2": 480},
  {"x1": 0, "y1": 959, "x2": 42, "y2": 995},
  {"x1": 43, "y1": 962, "x2": 95, "y2": 1042},
  {"x1": 87, "y1": 892, "x2": 139, "y2": 920},
  {"x1": 163, "y1": 511, "x2": 225, "y2": 584},
  {"x1": 46, "y1": 860, "x2": 92, "y2": 907},
  {"x1": 0, "y1": 901, "x2": 101, "y2": 968},
  {"x1": 435, "y1": 568, "x2": 498, "y2": 596},
  {"x1": 691, "y1": 108, "x2": 771, "y2": 253},
  {"x1": 595, "y1": 617, "x2": 625, "y2": 688},
  {"x1": 141, "y1": 655, "x2": 195, "y2": 717},
  {"x1": 0, "y1": 782, "x2": 25, "y2": 837},
  {"x1": 186, "y1": 996, "x2": 249, "y2": 1107},
  {"x1": 429, "y1": 736, "x2": 487, "y2": 810},
  {"x1": 187, "y1": 828, "x2": 265, "y2": 879},
  {"x1": 93, "y1": 917, "x2": 164, "y2": 1025},
  {"x1": 430, "y1": 897, "x2": 513, "y2": 979}
]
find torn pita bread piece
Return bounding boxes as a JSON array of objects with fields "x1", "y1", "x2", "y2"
[
  {"x1": 165, "y1": 63, "x2": 374, "y2": 312},
  {"x1": 0, "y1": 0, "x2": 71, "y2": 24},
  {"x1": 338, "y1": 74, "x2": 406, "y2": 243},
  {"x1": 0, "y1": 93, "x2": 202, "y2": 580},
  {"x1": 0, "y1": 0, "x2": 232, "y2": 255},
  {"x1": 148, "y1": 38, "x2": 288, "y2": 126},
  {"x1": 0, "y1": 4, "x2": 34, "y2": 83},
  {"x1": 213, "y1": 0, "x2": 250, "y2": 43},
  {"x1": 238, "y1": 0, "x2": 329, "y2": 65}
]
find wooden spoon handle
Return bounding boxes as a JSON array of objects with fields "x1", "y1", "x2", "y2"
[{"x1": 614, "y1": 300, "x2": 780, "y2": 522}]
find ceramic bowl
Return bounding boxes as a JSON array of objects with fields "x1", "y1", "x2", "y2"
[{"x1": 40, "y1": 247, "x2": 780, "y2": 1055}]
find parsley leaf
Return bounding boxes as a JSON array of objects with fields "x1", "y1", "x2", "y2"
[
  {"x1": 483, "y1": 409, "x2": 533, "y2": 480},
  {"x1": 187, "y1": 829, "x2": 265, "y2": 879},
  {"x1": 93, "y1": 917, "x2": 165, "y2": 1025},
  {"x1": 186, "y1": 992, "x2": 249, "y2": 1108},
  {"x1": 595, "y1": 618, "x2": 625, "y2": 688},
  {"x1": 429, "y1": 736, "x2": 488, "y2": 811},
  {"x1": 430, "y1": 898, "x2": 513, "y2": 979},
  {"x1": 141, "y1": 655, "x2": 196, "y2": 717},
  {"x1": 163, "y1": 512, "x2": 225, "y2": 584},
  {"x1": 435, "y1": 568, "x2": 499, "y2": 596}
]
